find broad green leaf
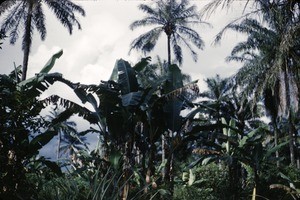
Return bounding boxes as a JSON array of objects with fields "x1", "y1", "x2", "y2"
[
  {"x1": 109, "y1": 61, "x2": 119, "y2": 81},
  {"x1": 42, "y1": 160, "x2": 63, "y2": 176},
  {"x1": 265, "y1": 141, "x2": 289, "y2": 158},
  {"x1": 121, "y1": 91, "x2": 143, "y2": 106},
  {"x1": 29, "y1": 129, "x2": 57, "y2": 152},
  {"x1": 73, "y1": 88, "x2": 99, "y2": 113},
  {"x1": 158, "y1": 189, "x2": 171, "y2": 196},
  {"x1": 133, "y1": 56, "x2": 151, "y2": 72},
  {"x1": 165, "y1": 64, "x2": 183, "y2": 93},
  {"x1": 202, "y1": 157, "x2": 216, "y2": 165},
  {"x1": 221, "y1": 117, "x2": 228, "y2": 135},
  {"x1": 116, "y1": 59, "x2": 139, "y2": 94},
  {"x1": 182, "y1": 172, "x2": 189, "y2": 181},
  {"x1": 278, "y1": 172, "x2": 293, "y2": 183},
  {"x1": 188, "y1": 169, "x2": 196, "y2": 186},
  {"x1": 86, "y1": 93, "x2": 98, "y2": 110},
  {"x1": 109, "y1": 149, "x2": 122, "y2": 169},
  {"x1": 40, "y1": 49, "x2": 63, "y2": 73},
  {"x1": 228, "y1": 118, "x2": 236, "y2": 136},
  {"x1": 164, "y1": 98, "x2": 184, "y2": 131}
]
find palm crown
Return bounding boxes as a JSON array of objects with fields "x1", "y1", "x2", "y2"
[
  {"x1": 0, "y1": 0, "x2": 85, "y2": 80},
  {"x1": 130, "y1": 0, "x2": 208, "y2": 66}
]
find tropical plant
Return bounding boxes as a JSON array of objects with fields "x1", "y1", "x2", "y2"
[
  {"x1": 59, "y1": 129, "x2": 89, "y2": 167},
  {"x1": 46, "y1": 108, "x2": 78, "y2": 162},
  {"x1": 0, "y1": 50, "x2": 73, "y2": 198},
  {"x1": 0, "y1": 0, "x2": 85, "y2": 80},
  {"x1": 224, "y1": 1, "x2": 300, "y2": 167},
  {"x1": 129, "y1": 0, "x2": 208, "y2": 66},
  {"x1": 199, "y1": 75, "x2": 233, "y2": 123}
]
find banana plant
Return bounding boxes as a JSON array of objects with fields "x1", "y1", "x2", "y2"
[{"x1": 0, "y1": 50, "x2": 82, "y2": 198}]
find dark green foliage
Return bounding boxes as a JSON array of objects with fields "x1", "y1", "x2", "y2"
[
  {"x1": 174, "y1": 163, "x2": 229, "y2": 200},
  {"x1": 1, "y1": 1, "x2": 300, "y2": 199}
]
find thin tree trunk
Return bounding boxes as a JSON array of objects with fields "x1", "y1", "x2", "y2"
[
  {"x1": 283, "y1": 67, "x2": 296, "y2": 166},
  {"x1": 296, "y1": 132, "x2": 300, "y2": 169},
  {"x1": 163, "y1": 130, "x2": 175, "y2": 197},
  {"x1": 167, "y1": 35, "x2": 171, "y2": 66},
  {"x1": 274, "y1": 121, "x2": 280, "y2": 167},
  {"x1": 275, "y1": 129, "x2": 280, "y2": 167},
  {"x1": 145, "y1": 142, "x2": 156, "y2": 192},
  {"x1": 288, "y1": 113, "x2": 296, "y2": 166},
  {"x1": 22, "y1": 2, "x2": 33, "y2": 81},
  {"x1": 252, "y1": 166, "x2": 259, "y2": 200},
  {"x1": 161, "y1": 133, "x2": 166, "y2": 180},
  {"x1": 57, "y1": 131, "x2": 61, "y2": 162}
]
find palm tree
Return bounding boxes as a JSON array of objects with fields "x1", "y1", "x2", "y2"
[
  {"x1": 200, "y1": 75, "x2": 233, "y2": 124},
  {"x1": 226, "y1": 2, "x2": 300, "y2": 166},
  {"x1": 46, "y1": 109, "x2": 78, "y2": 161},
  {"x1": 60, "y1": 130, "x2": 89, "y2": 167},
  {"x1": 0, "y1": 0, "x2": 85, "y2": 80},
  {"x1": 129, "y1": 0, "x2": 208, "y2": 66}
]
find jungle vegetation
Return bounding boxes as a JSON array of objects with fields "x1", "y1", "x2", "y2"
[{"x1": 0, "y1": 0, "x2": 299, "y2": 199}]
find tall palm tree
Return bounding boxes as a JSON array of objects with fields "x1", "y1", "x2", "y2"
[
  {"x1": 226, "y1": 2, "x2": 300, "y2": 166},
  {"x1": 129, "y1": 0, "x2": 208, "y2": 66},
  {"x1": 0, "y1": 0, "x2": 85, "y2": 80}
]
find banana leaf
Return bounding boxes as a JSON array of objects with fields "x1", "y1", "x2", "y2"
[{"x1": 116, "y1": 59, "x2": 139, "y2": 94}]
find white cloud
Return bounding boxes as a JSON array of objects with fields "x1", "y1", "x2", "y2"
[
  {"x1": 27, "y1": 44, "x2": 62, "y2": 78},
  {"x1": 0, "y1": 0, "x2": 254, "y2": 159}
]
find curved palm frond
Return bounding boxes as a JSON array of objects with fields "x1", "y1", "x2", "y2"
[
  {"x1": 32, "y1": 2, "x2": 46, "y2": 40},
  {"x1": 0, "y1": 0, "x2": 18, "y2": 15},
  {"x1": 0, "y1": 0, "x2": 85, "y2": 80},
  {"x1": 130, "y1": 0, "x2": 208, "y2": 65},
  {"x1": 129, "y1": 27, "x2": 163, "y2": 54}
]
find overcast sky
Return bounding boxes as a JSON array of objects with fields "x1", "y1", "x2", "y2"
[
  {"x1": 0, "y1": 0, "x2": 249, "y2": 88},
  {"x1": 0, "y1": 0, "x2": 250, "y2": 159}
]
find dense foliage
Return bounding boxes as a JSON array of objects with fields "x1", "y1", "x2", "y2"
[{"x1": 0, "y1": 0, "x2": 299, "y2": 199}]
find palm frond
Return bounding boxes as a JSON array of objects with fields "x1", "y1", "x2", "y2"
[
  {"x1": 138, "y1": 3, "x2": 159, "y2": 18},
  {"x1": 1, "y1": 2, "x2": 24, "y2": 35},
  {"x1": 177, "y1": 25, "x2": 204, "y2": 49},
  {"x1": 60, "y1": 0, "x2": 86, "y2": 16},
  {"x1": 130, "y1": 0, "x2": 207, "y2": 65},
  {"x1": 130, "y1": 17, "x2": 163, "y2": 30},
  {"x1": 200, "y1": 0, "x2": 251, "y2": 18},
  {"x1": 171, "y1": 36, "x2": 183, "y2": 65},
  {"x1": 0, "y1": 0, "x2": 17, "y2": 15},
  {"x1": 44, "y1": 0, "x2": 84, "y2": 34},
  {"x1": 212, "y1": 9, "x2": 261, "y2": 45},
  {"x1": 42, "y1": 95, "x2": 99, "y2": 125},
  {"x1": 6, "y1": 5, "x2": 24, "y2": 44},
  {"x1": 33, "y1": 2, "x2": 46, "y2": 40},
  {"x1": 129, "y1": 27, "x2": 163, "y2": 54},
  {"x1": 174, "y1": 33, "x2": 197, "y2": 62},
  {"x1": 164, "y1": 80, "x2": 199, "y2": 100}
]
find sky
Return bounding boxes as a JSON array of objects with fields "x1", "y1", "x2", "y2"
[{"x1": 0, "y1": 0, "x2": 250, "y2": 159}]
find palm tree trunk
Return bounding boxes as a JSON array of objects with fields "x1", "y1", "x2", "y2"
[
  {"x1": 145, "y1": 142, "x2": 156, "y2": 192},
  {"x1": 57, "y1": 131, "x2": 61, "y2": 162},
  {"x1": 161, "y1": 132, "x2": 166, "y2": 181},
  {"x1": 274, "y1": 127, "x2": 280, "y2": 167},
  {"x1": 22, "y1": 2, "x2": 33, "y2": 81},
  {"x1": 288, "y1": 113, "x2": 296, "y2": 166},
  {"x1": 283, "y1": 67, "x2": 296, "y2": 166},
  {"x1": 167, "y1": 35, "x2": 171, "y2": 66}
]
